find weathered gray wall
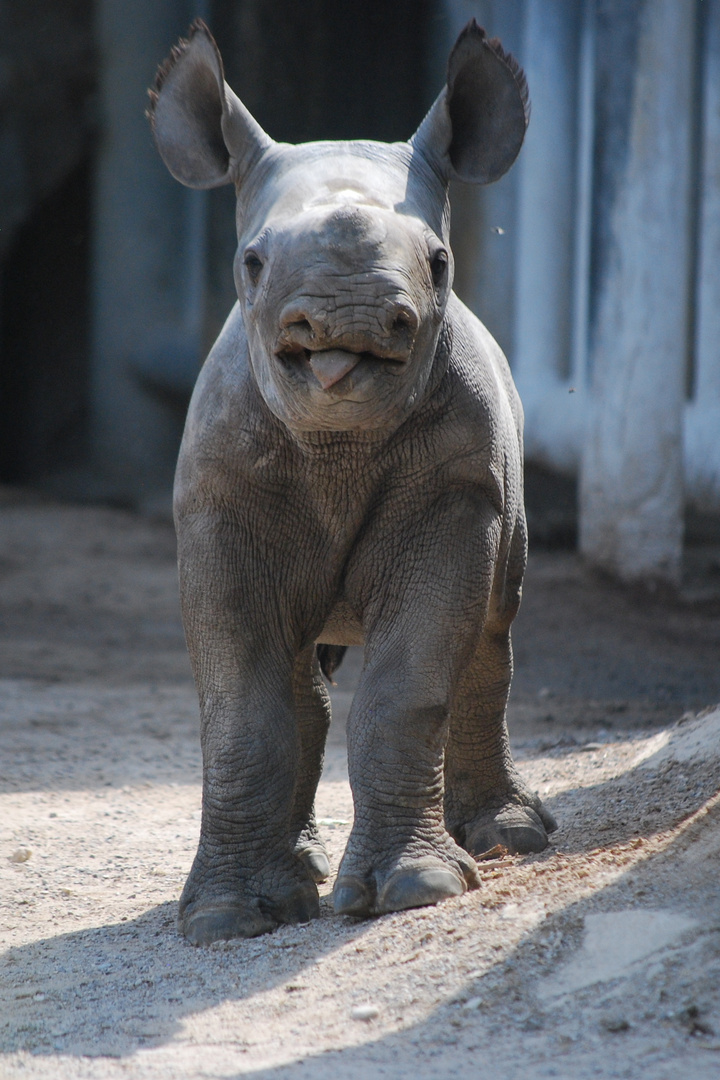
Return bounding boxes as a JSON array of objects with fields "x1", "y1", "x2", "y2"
[
  {"x1": 0, "y1": 0, "x2": 95, "y2": 263},
  {"x1": 3, "y1": 0, "x2": 719, "y2": 580},
  {"x1": 579, "y1": 0, "x2": 696, "y2": 583},
  {"x1": 447, "y1": 0, "x2": 720, "y2": 582}
]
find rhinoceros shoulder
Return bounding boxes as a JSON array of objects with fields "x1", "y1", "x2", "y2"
[
  {"x1": 440, "y1": 293, "x2": 523, "y2": 443},
  {"x1": 175, "y1": 304, "x2": 282, "y2": 498}
]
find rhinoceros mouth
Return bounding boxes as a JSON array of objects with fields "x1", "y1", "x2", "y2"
[{"x1": 277, "y1": 346, "x2": 405, "y2": 391}]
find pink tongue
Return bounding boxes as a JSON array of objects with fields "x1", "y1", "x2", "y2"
[{"x1": 309, "y1": 349, "x2": 361, "y2": 390}]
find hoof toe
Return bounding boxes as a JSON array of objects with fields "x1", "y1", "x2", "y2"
[
  {"x1": 466, "y1": 806, "x2": 550, "y2": 856},
  {"x1": 297, "y1": 847, "x2": 331, "y2": 884},
  {"x1": 377, "y1": 865, "x2": 465, "y2": 914},
  {"x1": 501, "y1": 820, "x2": 548, "y2": 854},
  {"x1": 539, "y1": 806, "x2": 558, "y2": 834},
  {"x1": 180, "y1": 880, "x2": 319, "y2": 945},
  {"x1": 180, "y1": 901, "x2": 275, "y2": 945},
  {"x1": 333, "y1": 876, "x2": 373, "y2": 916},
  {"x1": 274, "y1": 880, "x2": 320, "y2": 924}
]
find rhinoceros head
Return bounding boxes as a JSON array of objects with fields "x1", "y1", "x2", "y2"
[{"x1": 149, "y1": 21, "x2": 528, "y2": 434}]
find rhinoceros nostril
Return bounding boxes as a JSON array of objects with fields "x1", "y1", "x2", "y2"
[
  {"x1": 278, "y1": 307, "x2": 318, "y2": 336},
  {"x1": 390, "y1": 305, "x2": 419, "y2": 336},
  {"x1": 290, "y1": 319, "x2": 313, "y2": 335}
]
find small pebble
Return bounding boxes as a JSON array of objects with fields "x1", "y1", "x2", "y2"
[
  {"x1": 463, "y1": 997, "x2": 483, "y2": 1011},
  {"x1": 350, "y1": 1004, "x2": 379, "y2": 1022},
  {"x1": 601, "y1": 1016, "x2": 630, "y2": 1032},
  {"x1": 10, "y1": 848, "x2": 32, "y2": 863}
]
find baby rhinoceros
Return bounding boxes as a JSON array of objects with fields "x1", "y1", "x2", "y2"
[{"x1": 149, "y1": 19, "x2": 556, "y2": 945}]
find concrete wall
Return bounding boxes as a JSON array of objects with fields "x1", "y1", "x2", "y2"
[
  {"x1": 6, "y1": 0, "x2": 716, "y2": 580},
  {"x1": 90, "y1": 0, "x2": 209, "y2": 508},
  {"x1": 579, "y1": 0, "x2": 696, "y2": 583},
  {"x1": 447, "y1": 0, "x2": 720, "y2": 583}
]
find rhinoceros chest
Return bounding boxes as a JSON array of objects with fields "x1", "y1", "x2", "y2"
[
  {"x1": 237, "y1": 387, "x2": 501, "y2": 646},
  {"x1": 284, "y1": 452, "x2": 437, "y2": 647},
  {"x1": 306, "y1": 455, "x2": 477, "y2": 647}
]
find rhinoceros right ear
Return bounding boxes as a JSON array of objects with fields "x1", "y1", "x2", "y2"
[
  {"x1": 148, "y1": 20, "x2": 272, "y2": 189},
  {"x1": 411, "y1": 20, "x2": 529, "y2": 185}
]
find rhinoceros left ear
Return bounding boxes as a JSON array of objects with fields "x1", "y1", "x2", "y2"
[
  {"x1": 148, "y1": 20, "x2": 272, "y2": 189},
  {"x1": 411, "y1": 20, "x2": 529, "y2": 185}
]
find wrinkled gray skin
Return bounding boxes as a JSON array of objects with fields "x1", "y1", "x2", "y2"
[{"x1": 149, "y1": 20, "x2": 557, "y2": 945}]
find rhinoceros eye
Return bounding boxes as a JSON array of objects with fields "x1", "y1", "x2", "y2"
[
  {"x1": 243, "y1": 251, "x2": 264, "y2": 285},
  {"x1": 430, "y1": 249, "x2": 449, "y2": 287}
]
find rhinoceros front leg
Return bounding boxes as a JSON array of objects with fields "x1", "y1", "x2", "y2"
[
  {"x1": 177, "y1": 518, "x2": 319, "y2": 945},
  {"x1": 333, "y1": 651, "x2": 482, "y2": 917},
  {"x1": 333, "y1": 493, "x2": 503, "y2": 918}
]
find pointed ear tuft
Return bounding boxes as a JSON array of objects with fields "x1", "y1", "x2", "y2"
[
  {"x1": 148, "y1": 21, "x2": 271, "y2": 189},
  {"x1": 411, "y1": 20, "x2": 530, "y2": 186}
]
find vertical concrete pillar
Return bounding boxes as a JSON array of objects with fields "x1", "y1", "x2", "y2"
[
  {"x1": 510, "y1": 1, "x2": 591, "y2": 474},
  {"x1": 695, "y1": 0, "x2": 720, "y2": 403},
  {"x1": 90, "y1": 0, "x2": 203, "y2": 503},
  {"x1": 513, "y1": 0, "x2": 581, "y2": 389},
  {"x1": 686, "y1": 0, "x2": 720, "y2": 511},
  {"x1": 579, "y1": 0, "x2": 697, "y2": 583},
  {"x1": 570, "y1": 0, "x2": 596, "y2": 393}
]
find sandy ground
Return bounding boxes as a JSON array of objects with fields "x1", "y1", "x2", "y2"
[{"x1": 1, "y1": 494, "x2": 720, "y2": 1080}]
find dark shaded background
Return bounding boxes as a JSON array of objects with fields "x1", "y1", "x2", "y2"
[{"x1": 0, "y1": 0, "x2": 438, "y2": 489}]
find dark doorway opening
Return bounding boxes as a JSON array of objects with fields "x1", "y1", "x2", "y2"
[{"x1": 0, "y1": 156, "x2": 93, "y2": 484}]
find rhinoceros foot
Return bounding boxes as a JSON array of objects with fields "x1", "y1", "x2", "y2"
[
  {"x1": 292, "y1": 819, "x2": 331, "y2": 883},
  {"x1": 294, "y1": 843, "x2": 331, "y2": 884},
  {"x1": 180, "y1": 899, "x2": 277, "y2": 945},
  {"x1": 179, "y1": 864, "x2": 319, "y2": 945},
  {"x1": 333, "y1": 838, "x2": 480, "y2": 918},
  {"x1": 463, "y1": 802, "x2": 558, "y2": 857}
]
